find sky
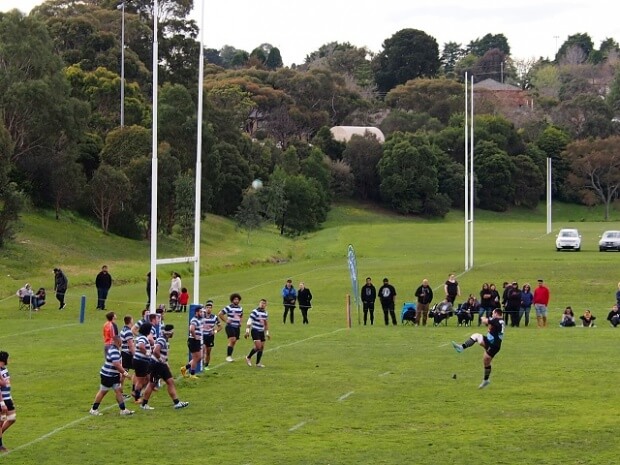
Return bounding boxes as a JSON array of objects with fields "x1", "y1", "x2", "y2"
[{"x1": 2, "y1": 0, "x2": 619, "y2": 66}]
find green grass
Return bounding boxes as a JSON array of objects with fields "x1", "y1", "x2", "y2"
[{"x1": 1, "y1": 202, "x2": 620, "y2": 464}]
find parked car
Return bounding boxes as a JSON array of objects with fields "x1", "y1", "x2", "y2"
[
  {"x1": 599, "y1": 230, "x2": 620, "y2": 251},
  {"x1": 556, "y1": 228, "x2": 581, "y2": 251}
]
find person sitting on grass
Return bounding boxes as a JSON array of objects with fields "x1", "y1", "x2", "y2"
[
  {"x1": 606, "y1": 305, "x2": 620, "y2": 327},
  {"x1": 560, "y1": 306, "x2": 576, "y2": 327},
  {"x1": 579, "y1": 309, "x2": 596, "y2": 328}
]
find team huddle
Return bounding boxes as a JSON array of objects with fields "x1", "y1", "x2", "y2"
[{"x1": 91, "y1": 293, "x2": 270, "y2": 416}]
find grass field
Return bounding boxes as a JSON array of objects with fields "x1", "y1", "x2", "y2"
[{"x1": 1, "y1": 202, "x2": 620, "y2": 464}]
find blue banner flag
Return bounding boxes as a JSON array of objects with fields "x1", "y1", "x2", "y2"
[{"x1": 347, "y1": 244, "x2": 360, "y2": 310}]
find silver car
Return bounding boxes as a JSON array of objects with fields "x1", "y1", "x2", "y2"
[
  {"x1": 599, "y1": 230, "x2": 620, "y2": 252},
  {"x1": 556, "y1": 228, "x2": 581, "y2": 251}
]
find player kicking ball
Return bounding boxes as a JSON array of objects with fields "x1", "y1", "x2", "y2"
[{"x1": 451, "y1": 308, "x2": 505, "y2": 389}]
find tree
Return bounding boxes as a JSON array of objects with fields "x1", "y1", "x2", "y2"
[
  {"x1": 372, "y1": 29, "x2": 440, "y2": 94},
  {"x1": 89, "y1": 164, "x2": 130, "y2": 233},
  {"x1": 440, "y1": 42, "x2": 465, "y2": 76},
  {"x1": 100, "y1": 125, "x2": 151, "y2": 168},
  {"x1": 554, "y1": 94, "x2": 615, "y2": 139},
  {"x1": 473, "y1": 48, "x2": 507, "y2": 83},
  {"x1": 378, "y1": 132, "x2": 448, "y2": 216},
  {"x1": 557, "y1": 33, "x2": 594, "y2": 63},
  {"x1": 173, "y1": 172, "x2": 195, "y2": 248},
  {"x1": 468, "y1": 33, "x2": 510, "y2": 57},
  {"x1": 512, "y1": 155, "x2": 544, "y2": 208},
  {"x1": 0, "y1": 125, "x2": 23, "y2": 247},
  {"x1": 49, "y1": 154, "x2": 86, "y2": 220},
  {"x1": 474, "y1": 142, "x2": 515, "y2": 212},
  {"x1": 234, "y1": 189, "x2": 264, "y2": 243},
  {"x1": 565, "y1": 136, "x2": 620, "y2": 220},
  {"x1": 342, "y1": 133, "x2": 383, "y2": 201},
  {"x1": 536, "y1": 125, "x2": 572, "y2": 200}
]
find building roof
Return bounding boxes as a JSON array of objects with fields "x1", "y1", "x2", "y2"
[{"x1": 474, "y1": 78, "x2": 521, "y2": 92}]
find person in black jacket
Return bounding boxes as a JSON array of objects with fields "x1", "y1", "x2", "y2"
[
  {"x1": 378, "y1": 278, "x2": 397, "y2": 326},
  {"x1": 414, "y1": 279, "x2": 433, "y2": 326},
  {"x1": 53, "y1": 268, "x2": 68, "y2": 310},
  {"x1": 505, "y1": 282, "x2": 522, "y2": 327},
  {"x1": 297, "y1": 282, "x2": 313, "y2": 324},
  {"x1": 146, "y1": 272, "x2": 159, "y2": 306},
  {"x1": 360, "y1": 277, "x2": 377, "y2": 325},
  {"x1": 95, "y1": 265, "x2": 113, "y2": 310}
]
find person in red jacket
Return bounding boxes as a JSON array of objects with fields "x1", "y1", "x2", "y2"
[
  {"x1": 533, "y1": 279, "x2": 550, "y2": 328},
  {"x1": 178, "y1": 288, "x2": 190, "y2": 313}
]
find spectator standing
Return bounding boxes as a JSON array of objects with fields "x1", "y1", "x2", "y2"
[
  {"x1": 95, "y1": 265, "x2": 113, "y2": 311},
  {"x1": 53, "y1": 268, "x2": 68, "y2": 310},
  {"x1": 360, "y1": 277, "x2": 377, "y2": 326},
  {"x1": 169, "y1": 272, "x2": 182, "y2": 296},
  {"x1": 505, "y1": 282, "x2": 522, "y2": 327},
  {"x1": 414, "y1": 279, "x2": 433, "y2": 326},
  {"x1": 444, "y1": 273, "x2": 460, "y2": 304},
  {"x1": 297, "y1": 282, "x2": 313, "y2": 324},
  {"x1": 281, "y1": 279, "x2": 297, "y2": 324},
  {"x1": 616, "y1": 282, "x2": 620, "y2": 307},
  {"x1": 378, "y1": 278, "x2": 397, "y2": 326},
  {"x1": 479, "y1": 283, "x2": 493, "y2": 325},
  {"x1": 519, "y1": 283, "x2": 534, "y2": 327},
  {"x1": 533, "y1": 279, "x2": 550, "y2": 328}
]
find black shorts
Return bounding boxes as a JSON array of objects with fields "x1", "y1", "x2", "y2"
[
  {"x1": 2, "y1": 399, "x2": 15, "y2": 411},
  {"x1": 363, "y1": 302, "x2": 375, "y2": 311},
  {"x1": 251, "y1": 329, "x2": 265, "y2": 342},
  {"x1": 121, "y1": 351, "x2": 133, "y2": 370},
  {"x1": 202, "y1": 334, "x2": 215, "y2": 348},
  {"x1": 133, "y1": 358, "x2": 151, "y2": 377},
  {"x1": 483, "y1": 337, "x2": 501, "y2": 358},
  {"x1": 149, "y1": 362, "x2": 172, "y2": 383},
  {"x1": 187, "y1": 338, "x2": 202, "y2": 353},
  {"x1": 100, "y1": 374, "x2": 121, "y2": 388},
  {"x1": 380, "y1": 301, "x2": 395, "y2": 311},
  {"x1": 225, "y1": 326, "x2": 240, "y2": 340}
]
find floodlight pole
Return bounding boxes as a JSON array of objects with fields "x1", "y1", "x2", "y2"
[
  {"x1": 546, "y1": 157, "x2": 552, "y2": 234},
  {"x1": 469, "y1": 74, "x2": 474, "y2": 269},
  {"x1": 192, "y1": 0, "x2": 205, "y2": 304},
  {"x1": 149, "y1": 0, "x2": 159, "y2": 312},
  {"x1": 464, "y1": 73, "x2": 469, "y2": 271},
  {"x1": 120, "y1": 0, "x2": 125, "y2": 127}
]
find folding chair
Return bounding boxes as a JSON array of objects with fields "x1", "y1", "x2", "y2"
[{"x1": 18, "y1": 296, "x2": 31, "y2": 311}]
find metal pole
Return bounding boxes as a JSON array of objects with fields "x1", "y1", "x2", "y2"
[
  {"x1": 192, "y1": 0, "x2": 205, "y2": 304},
  {"x1": 120, "y1": 1, "x2": 125, "y2": 127},
  {"x1": 547, "y1": 158, "x2": 552, "y2": 234},
  {"x1": 464, "y1": 72, "x2": 469, "y2": 271},
  {"x1": 469, "y1": 74, "x2": 475, "y2": 269},
  {"x1": 149, "y1": 0, "x2": 159, "y2": 312}
]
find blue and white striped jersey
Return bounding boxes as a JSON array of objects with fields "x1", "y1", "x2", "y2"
[
  {"x1": 100, "y1": 346, "x2": 122, "y2": 378},
  {"x1": 201, "y1": 313, "x2": 220, "y2": 336},
  {"x1": 220, "y1": 304, "x2": 243, "y2": 328},
  {"x1": 249, "y1": 307, "x2": 268, "y2": 332},
  {"x1": 0, "y1": 366, "x2": 11, "y2": 401},
  {"x1": 188, "y1": 316, "x2": 203, "y2": 340},
  {"x1": 120, "y1": 325, "x2": 134, "y2": 354},
  {"x1": 133, "y1": 334, "x2": 151, "y2": 361},
  {"x1": 152, "y1": 335, "x2": 169, "y2": 363}
]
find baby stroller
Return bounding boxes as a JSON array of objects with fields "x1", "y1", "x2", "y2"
[
  {"x1": 169, "y1": 290, "x2": 179, "y2": 312},
  {"x1": 429, "y1": 301, "x2": 453, "y2": 326},
  {"x1": 401, "y1": 302, "x2": 417, "y2": 325}
]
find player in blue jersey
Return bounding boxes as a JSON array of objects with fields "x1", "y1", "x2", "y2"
[
  {"x1": 0, "y1": 351, "x2": 16, "y2": 452},
  {"x1": 244, "y1": 299, "x2": 270, "y2": 368},
  {"x1": 89, "y1": 337, "x2": 134, "y2": 416},
  {"x1": 451, "y1": 308, "x2": 505, "y2": 389},
  {"x1": 218, "y1": 293, "x2": 243, "y2": 362},
  {"x1": 181, "y1": 306, "x2": 203, "y2": 379},
  {"x1": 140, "y1": 325, "x2": 189, "y2": 410},
  {"x1": 201, "y1": 300, "x2": 221, "y2": 370}
]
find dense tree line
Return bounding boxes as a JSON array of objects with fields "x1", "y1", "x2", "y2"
[{"x1": 1, "y1": 0, "x2": 620, "y2": 247}]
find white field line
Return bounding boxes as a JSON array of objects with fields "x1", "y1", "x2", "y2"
[
  {"x1": 338, "y1": 391, "x2": 354, "y2": 402},
  {"x1": 12, "y1": 326, "x2": 348, "y2": 453},
  {"x1": 0, "y1": 323, "x2": 79, "y2": 340},
  {"x1": 379, "y1": 371, "x2": 391, "y2": 377},
  {"x1": 289, "y1": 421, "x2": 307, "y2": 432}
]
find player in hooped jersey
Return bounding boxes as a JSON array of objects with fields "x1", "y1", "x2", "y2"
[
  {"x1": 119, "y1": 315, "x2": 135, "y2": 398},
  {"x1": 140, "y1": 324, "x2": 189, "y2": 410},
  {"x1": 201, "y1": 300, "x2": 221, "y2": 370},
  {"x1": 89, "y1": 337, "x2": 134, "y2": 416},
  {"x1": 244, "y1": 299, "x2": 270, "y2": 368},
  {"x1": 181, "y1": 307, "x2": 203, "y2": 379},
  {"x1": 0, "y1": 351, "x2": 16, "y2": 452},
  {"x1": 132, "y1": 322, "x2": 153, "y2": 403},
  {"x1": 218, "y1": 293, "x2": 243, "y2": 362},
  {"x1": 451, "y1": 308, "x2": 505, "y2": 389}
]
